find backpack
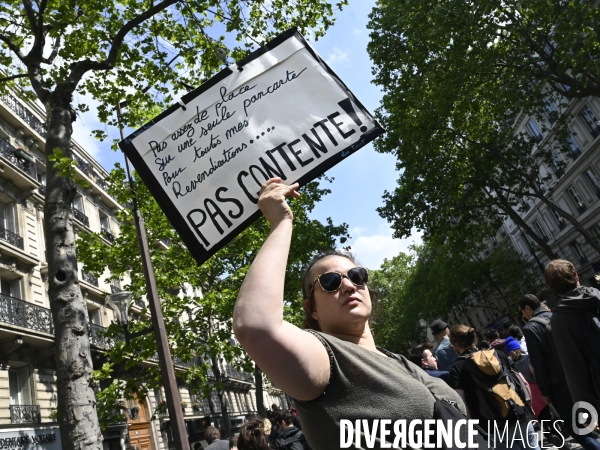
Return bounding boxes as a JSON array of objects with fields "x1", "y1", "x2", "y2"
[{"x1": 460, "y1": 349, "x2": 534, "y2": 421}]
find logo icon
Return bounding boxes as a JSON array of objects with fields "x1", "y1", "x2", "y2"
[{"x1": 572, "y1": 401, "x2": 598, "y2": 436}]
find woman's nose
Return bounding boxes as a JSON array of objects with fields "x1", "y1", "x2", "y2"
[{"x1": 340, "y1": 275, "x2": 357, "y2": 292}]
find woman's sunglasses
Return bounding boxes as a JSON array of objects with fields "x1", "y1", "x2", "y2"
[{"x1": 309, "y1": 267, "x2": 369, "y2": 298}]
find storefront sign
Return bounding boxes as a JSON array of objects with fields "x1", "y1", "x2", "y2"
[
  {"x1": 120, "y1": 28, "x2": 384, "y2": 265},
  {"x1": 0, "y1": 427, "x2": 60, "y2": 450}
]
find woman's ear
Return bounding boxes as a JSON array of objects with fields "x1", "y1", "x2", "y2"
[{"x1": 304, "y1": 298, "x2": 318, "y2": 321}]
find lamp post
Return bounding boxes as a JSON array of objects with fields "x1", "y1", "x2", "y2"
[{"x1": 115, "y1": 102, "x2": 190, "y2": 450}]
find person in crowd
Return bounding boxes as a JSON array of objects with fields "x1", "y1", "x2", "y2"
[
  {"x1": 205, "y1": 426, "x2": 230, "y2": 450},
  {"x1": 407, "y1": 342, "x2": 450, "y2": 383},
  {"x1": 289, "y1": 407, "x2": 302, "y2": 429},
  {"x1": 230, "y1": 434, "x2": 239, "y2": 450},
  {"x1": 238, "y1": 419, "x2": 272, "y2": 450},
  {"x1": 508, "y1": 325, "x2": 528, "y2": 354},
  {"x1": 484, "y1": 329, "x2": 507, "y2": 354},
  {"x1": 545, "y1": 261, "x2": 600, "y2": 415},
  {"x1": 233, "y1": 178, "x2": 466, "y2": 450},
  {"x1": 518, "y1": 293, "x2": 600, "y2": 450},
  {"x1": 430, "y1": 319, "x2": 458, "y2": 370},
  {"x1": 273, "y1": 410, "x2": 310, "y2": 450},
  {"x1": 448, "y1": 325, "x2": 540, "y2": 450},
  {"x1": 506, "y1": 337, "x2": 545, "y2": 415}
]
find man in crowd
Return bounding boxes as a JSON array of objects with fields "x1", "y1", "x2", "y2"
[
  {"x1": 485, "y1": 329, "x2": 507, "y2": 354},
  {"x1": 545, "y1": 260, "x2": 600, "y2": 415},
  {"x1": 274, "y1": 410, "x2": 310, "y2": 450},
  {"x1": 430, "y1": 319, "x2": 457, "y2": 371},
  {"x1": 407, "y1": 342, "x2": 450, "y2": 383},
  {"x1": 205, "y1": 426, "x2": 230, "y2": 450},
  {"x1": 519, "y1": 293, "x2": 600, "y2": 450}
]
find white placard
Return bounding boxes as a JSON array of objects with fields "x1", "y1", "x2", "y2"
[{"x1": 120, "y1": 29, "x2": 384, "y2": 264}]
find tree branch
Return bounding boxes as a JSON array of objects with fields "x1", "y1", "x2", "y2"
[
  {"x1": 66, "y1": 0, "x2": 180, "y2": 87},
  {"x1": 41, "y1": 36, "x2": 60, "y2": 65},
  {"x1": 0, "y1": 72, "x2": 29, "y2": 83},
  {"x1": 20, "y1": 0, "x2": 38, "y2": 34},
  {"x1": 0, "y1": 34, "x2": 27, "y2": 62}
]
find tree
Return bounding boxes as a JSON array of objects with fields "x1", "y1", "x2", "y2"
[
  {"x1": 370, "y1": 235, "x2": 545, "y2": 354},
  {"x1": 0, "y1": 0, "x2": 347, "y2": 446},
  {"x1": 367, "y1": 0, "x2": 600, "y2": 258},
  {"x1": 77, "y1": 168, "x2": 349, "y2": 437}
]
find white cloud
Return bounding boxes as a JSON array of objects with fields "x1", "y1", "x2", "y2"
[
  {"x1": 347, "y1": 225, "x2": 422, "y2": 270},
  {"x1": 351, "y1": 226, "x2": 367, "y2": 236},
  {"x1": 326, "y1": 47, "x2": 349, "y2": 68}
]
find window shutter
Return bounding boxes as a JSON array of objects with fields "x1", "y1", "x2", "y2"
[
  {"x1": 18, "y1": 366, "x2": 32, "y2": 405},
  {"x1": 9, "y1": 371, "x2": 19, "y2": 405}
]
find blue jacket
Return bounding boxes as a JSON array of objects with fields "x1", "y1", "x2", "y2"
[
  {"x1": 424, "y1": 368, "x2": 450, "y2": 385},
  {"x1": 434, "y1": 336, "x2": 458, "y2": 371}
]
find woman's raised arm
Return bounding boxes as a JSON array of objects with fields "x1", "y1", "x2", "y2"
[{"x1": 233, "y1": 178, "x2": 330, "y2": 401}]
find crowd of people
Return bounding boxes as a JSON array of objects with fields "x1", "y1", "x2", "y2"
[
  {"x1": 228, "y1": 178, "x2": 600, "y2": 450},
  {"x1": 202, "y1": 406, "x2": 309, "y2": 450},
  {"x1": 407, "y1": 259, "x2": 600, "y2": 450}
]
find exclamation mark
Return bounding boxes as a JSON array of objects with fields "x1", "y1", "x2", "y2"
[{"x1": 338, "y1": 99, "x2": 368, "y2": 133}]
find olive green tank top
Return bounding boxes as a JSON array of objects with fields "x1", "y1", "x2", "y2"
[{"x1": 293, "y1": 331, "x2": 466, "y2": 450}]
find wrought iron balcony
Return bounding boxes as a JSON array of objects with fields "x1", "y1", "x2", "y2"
[
  {"x1": 0, "y1": 93, "x2": 47, "y2": 138},
  {"x1": 89, "y1": 323, "x2": 109, "y2": 348},
  {"x1": 222, "y1": 365, "x2": 254, "y2": 382},
  {"x1": 82, "y1": 271, "x2": 99, "y2": 287},
  {"x1": 9, "y1": 405, "x2": 41, "y2": 424},
  {"x1": 0, "y1": 136, "x2": 37, "y2": 179},
  {"x1": 0, "y1": 294, "x2": 53, "y2": 334},
  {"x1": 72, "y1": 152, "x2": 93, "y2": 178},
  {"x1": 0, "y1": 226, "x2": 24, "y2": 249},
  {"x1": 101, "y1": 228, "x2": 115, "y2": 243},
  {"x1": 128, "y1": 407, "x2": 139, "y2": 420},
  {"x1": 72, "y1": 207, "x2": 90, "y2": 227}
]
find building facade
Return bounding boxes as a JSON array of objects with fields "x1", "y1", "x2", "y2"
[{"x1": 0, "y1": 90, "x2": 286, "y2": 450}]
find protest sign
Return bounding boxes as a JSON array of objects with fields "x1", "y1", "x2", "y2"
[{"x1": 119, "y1": 28, "x2": 385, "y2": 265}]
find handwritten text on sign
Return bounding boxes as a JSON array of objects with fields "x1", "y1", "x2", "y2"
[{"x1": 122, "y1": 31, "x2": 383, "y2": 264}]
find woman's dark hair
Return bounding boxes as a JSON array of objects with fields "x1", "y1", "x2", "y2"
[
  {"x1": 508, "y1": 325, "x2": 524, "y2": 341},
  {"x1": 300, "y1": 250, "x2": 378, "y2": 331},
  {"x1": 237, "y1": 419, "x2": 270, "y2": 450},
  {"x1": 450, "y1": 324, "x2": 478, "y2": 349}
]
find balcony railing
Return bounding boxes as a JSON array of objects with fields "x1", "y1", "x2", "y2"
[
  {"x1": 0, "y1": 226, "x2": 24, "y2": 249},
  {"x1": 0, "y1": 294, "x2": 53, "y2": 334},
  {"x1": 0, "y1": 93, "x2": 47, "y2": 138},
  {"x1": 72, "y1": 208, "x2": 90, "y2": 227},
  {"x1": 9, "y1": 405, "x2": 41, "y2": 424},
  {"x1": 82, "y1": 271, "x2": 99, "y2": 287},
  {"x1": 89, "y1": 323, "x2": 109, "y2": 348},
  {"x1": 0, "y1": 136, "x2": 37, "y2": 179},
  {"x1": 102, "y1": 228, "x2": 115, "y2": 243},
  {"x1": 222, "y1": 365, "x2": 254, "y2": 382},
  {"x1": 110, "y1": 285, "x2": 122, "y2": 294}
]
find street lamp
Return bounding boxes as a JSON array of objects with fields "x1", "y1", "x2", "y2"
[{"x1": 105, "y1": 291, "x2": 153, "y2": 345}]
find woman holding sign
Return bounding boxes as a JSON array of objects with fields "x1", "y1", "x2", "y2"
[{"x1": 233, "y1": 179, "x2": 486, "y2": 450}]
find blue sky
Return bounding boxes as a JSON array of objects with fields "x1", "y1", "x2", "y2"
[{"x1": 71, "y1": 1, "x2": 421, "y2": 269}]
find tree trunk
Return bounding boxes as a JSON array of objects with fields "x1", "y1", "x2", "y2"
[
  {"x1": 210, "y1": 354, "x2": 231, "y2": 438},
  {"x1": 44, "y1": 101, "x2": 103, "y2": 449},
  {"x1": 254, "y1": 366, "x2": 267, "y2": 418}
]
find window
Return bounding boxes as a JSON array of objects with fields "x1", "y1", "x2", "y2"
[
  {"x1": 551, "y1": 208, "x2": 567, "y2": 230},
  {"x1": 0, "y1": 202, "x2": 17, "y2": 233},
  {"x1": 88, "y1": 308, "x2": 102, "y2": 325},
  {"x1": 570, "y1": 241, "x2": 587, "y2": 263},
  {"x1": 580, "y1": 106, "x2": 600, "y2": 138},
  {"x1": 567, "y1": 134, "x2": 582, "y2": 159},
  {"x1": 520, "y1": 199, "x2": 531, "y2": 213},
  {"x1": 544, "y1": 99, "x2": 559, "y2": 125},
  {"x1": 73, "y1": 196, "x2": 84, "y2": 213},
  {"x1": 209, "y1": 391, "x2": 222, "y2": 413},
  {"x1": 550, "y1": 151, "x2": 563, "y2": 176},
  {"x1": 584, "y1": 169, "x2": 600, "y2": 198},
  {"x1": 1, "y1": 278, "x2": 22, "y2": 299},
  {"x1": 526, "y1": 118, "x2": 543, "y2": 142},
  {"x1": 536, "y1": 178, "x2": 547, "y2": 195},
  {"x1": 9, "y1": 366, "x2": 32, "y2": 406},
  {"x1": 593, "y1": 223, "x2": 600, "y2": 242},
  {"x1": 99, "y1": 213, "x2": 110, "y2": 233},
  {"x1": 533, "y1": 220, "x2": 549, "y2": 242},
  {"x1": 490, "y1": 236, "x2": 498, "y2": 246},
  {"x1": 499, "y1": 226, "x2": 507, "y2": 237},
  {"x1": 567, "y1": 186, "x2": 587, "y2": 214}
]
